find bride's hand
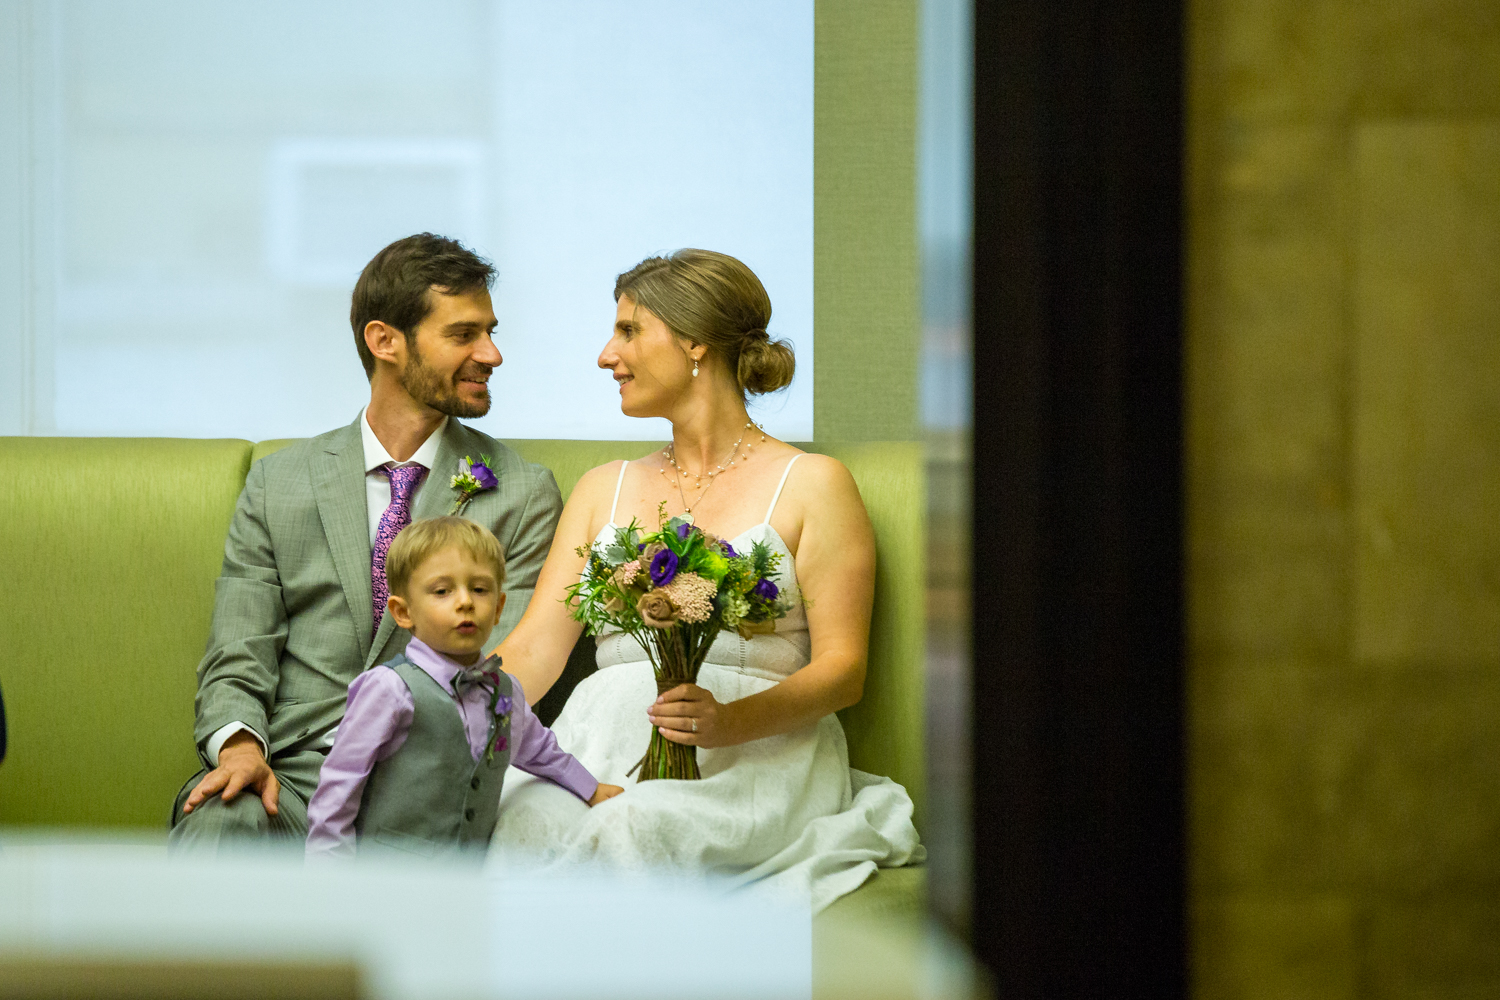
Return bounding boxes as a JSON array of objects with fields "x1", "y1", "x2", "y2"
[{"x1": 649, "y1": 684, "x2": 735, "y2": 748}]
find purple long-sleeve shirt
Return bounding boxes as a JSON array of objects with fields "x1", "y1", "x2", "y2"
[{"x1": 305, "y1": 637, "x2": 596, "y2": 858}]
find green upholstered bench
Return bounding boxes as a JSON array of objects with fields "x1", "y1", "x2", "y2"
[{"x1": 0, "y1": 436, "x2": 924, "y2": 916}]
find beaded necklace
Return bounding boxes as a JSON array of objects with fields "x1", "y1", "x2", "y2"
[{"x1": 658, "y1": 421, "x2": 767, "y2": 523}]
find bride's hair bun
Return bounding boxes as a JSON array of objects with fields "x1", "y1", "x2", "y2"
[
  {"x1": 614, "y1": 249, "x2": 795, "y2": 397},
  {"x1": 738, "y1": 327, "x2": 795, "y2": 395}
]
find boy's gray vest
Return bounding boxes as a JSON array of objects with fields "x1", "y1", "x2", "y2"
[{"x1": 354, "y1": 656, "x2": 512, "y2": 858}]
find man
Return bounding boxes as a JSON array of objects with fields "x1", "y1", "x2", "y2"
[{"x1": 169, "y1": 233, "x2": 564, "y2": 847}]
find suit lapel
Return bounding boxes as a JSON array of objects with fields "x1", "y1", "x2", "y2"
[
  {"x1": 314, "y1": 418, "x2": 375, "y2": 663},
  {"x1": 411, "y1": 418, "x2": 465, "y2": 523},
  {"x1": 366, "y1": 610, "x2": 400, "y2": 670},
  {"x1": 364, "y1": 418, "x2": 468, "y2": 670}
]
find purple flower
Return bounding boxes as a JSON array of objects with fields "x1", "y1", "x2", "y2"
[
  {"x1": 721, "y1": 541, "x2": 738, "y2": 557},
  {"x1": 452, "y1": 455, "x2": 500, "y2": 514},
  {"x1": 470, "y1": 461, "x2": 498, "y2": 491},
  {"x1": 676, "y1": 522, "x2": 692, "y2": 540},
  {"x1": 650, "y1": 548, "x2": 680, "y2": 587},
  {"x1": 752, "y1": 577, "x2": 779, "y2": 601},
  {"x1": 493, "y1": 694, "x2": 512, "y2": 716}
]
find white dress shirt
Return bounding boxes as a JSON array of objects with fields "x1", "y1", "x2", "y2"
[
  {"x1": 358, "y1": 408, "x2": 448, "y2": 545},
  {"x1": 204, "y1": 409, "x2": 449, "y2": 767}
]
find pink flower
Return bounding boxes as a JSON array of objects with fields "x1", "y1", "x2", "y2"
[
  {"x1": 663, "y1": 572, "x2": 717, "y2": 624},
  {"x1": 612, "y1": 559, "x2": 643, "y2": 589}
]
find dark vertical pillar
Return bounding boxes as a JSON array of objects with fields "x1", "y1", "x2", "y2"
[{"x1": 969, "y1": 0, "x2": 1184, "y2": 996}]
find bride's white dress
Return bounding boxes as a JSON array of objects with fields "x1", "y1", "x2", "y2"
[{"x1": 490, "y1": 456, "x2": 925, "y2": 912}]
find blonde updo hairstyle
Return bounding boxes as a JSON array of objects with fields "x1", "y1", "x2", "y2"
[{"x1": 614, "y1": 249, "x2": 795, "y2": 396}]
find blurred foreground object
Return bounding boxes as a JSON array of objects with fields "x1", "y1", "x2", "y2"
[
  {"x1": 0, "y1": 956, "x2": 359, "y2": 1000},
  {"x1": 0, "y1": 836, "x2": 978, "y2": 1000}
]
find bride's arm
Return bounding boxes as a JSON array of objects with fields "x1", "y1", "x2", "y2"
[
  {"x1": 497, "y1": 462, "x2": 618, "y2": 704},
  {"x1": 650, "y1": 455, "x2": 875, "y2": 747}
]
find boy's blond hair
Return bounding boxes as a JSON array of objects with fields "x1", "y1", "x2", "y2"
[{"x1": 386, "y1": 517, "x2": 506, "y2": 597}]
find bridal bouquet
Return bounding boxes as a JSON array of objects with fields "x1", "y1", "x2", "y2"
[{"x1": 567, "y1": 506, "x2": 788, "y2": 781}]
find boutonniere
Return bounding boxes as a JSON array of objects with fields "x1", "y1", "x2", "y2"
[
  {"x1": 487, "y1": 687, "x2": 513, "y2": 764},
  {"x1": 449, "y1": 454, "x2": 498, "y2": 515},
  {"x1": 470, "y1": 654, "x2": 513, "y2": 764}
]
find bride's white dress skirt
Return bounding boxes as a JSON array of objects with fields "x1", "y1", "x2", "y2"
[{"x1": 490, "y1": 521, "x2": 924, "y2": 913}]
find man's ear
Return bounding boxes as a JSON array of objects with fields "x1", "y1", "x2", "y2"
[
  {"x1": 492, "y1": 592, "x2": 507, "y2": 626},
  {"x1": 365, "y1": 320, "x2": 407, "y2": 368},
  {"x1": 388, "y1": 593, "x2": 414, "y2": 630}
]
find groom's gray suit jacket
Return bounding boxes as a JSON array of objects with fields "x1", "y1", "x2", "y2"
[{"x1": 190, "y1": 414, "x2": 562, "y2": 798}]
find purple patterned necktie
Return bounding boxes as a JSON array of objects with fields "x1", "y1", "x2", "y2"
[{"x1": 371, "y1": 463, "x2": 427, "y2": 630}]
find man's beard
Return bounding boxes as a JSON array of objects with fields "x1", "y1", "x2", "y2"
[{"x1": 399, "y1": 343, "x2": 492, "y2": 418}]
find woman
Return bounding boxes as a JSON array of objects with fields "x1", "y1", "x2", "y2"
[{"x1": 491, "y1": 249, "x2": 922, "y2": 910}]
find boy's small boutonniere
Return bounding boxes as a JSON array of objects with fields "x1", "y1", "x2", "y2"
[
  {"x1": 449, "y1": 455, "x2": 498, "y2": 515},
  {"x1": 484, "y1": 666, "x2": 512, "y2": 765},
  {"x1": 469, "y1": 654, "x2": 512, "y2": 764},
  {"x1": 488, "y1": 688, "x2": 512, "y2": 763}
]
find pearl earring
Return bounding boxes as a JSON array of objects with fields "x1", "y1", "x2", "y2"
[{"x1": 692, "y1": 359, "x2": 699, "y2": 378}]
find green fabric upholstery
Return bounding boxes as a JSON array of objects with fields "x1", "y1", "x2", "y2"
[
  {"x1": 0, "y1": 436, "x2": 925, "y2": 893},
  {"x1": 0, "y1": 438, "x2": 252, "y2": 827},
  {"x1": 818, "y1": 443, "x2": 926, "y2": 833},
  {"x1": 504, "y1": 440, "x2": 665, "y2": 501},
  {"x1": 820, "y1": 865, "x2": 927, "y2": 923}
]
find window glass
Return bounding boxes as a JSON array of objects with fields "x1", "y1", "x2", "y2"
[{"x1": 7, "y1": 0, "x2": 812, "y2": 440}]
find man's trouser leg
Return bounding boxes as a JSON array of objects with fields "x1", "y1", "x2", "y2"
[{"x1": 167, "y1": 750, "x2": 324, "y2": 852}]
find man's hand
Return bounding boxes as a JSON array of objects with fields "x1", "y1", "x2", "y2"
[
  {"x1": 587, "y1": 783, "x2": 624, "y2": 806},
  {"x1": 182, "y1": 731, "x2": 280, "y2": 816}
]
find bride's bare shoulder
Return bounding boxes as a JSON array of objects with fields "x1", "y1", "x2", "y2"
[
  {"x1": 768, "y1": 452, "x2": 870, "y2": 556},
  {"x1": 568, "y1": 453, "x2": 659, "y2": 504},
  {"x1": 785, "y1": 451, "x2": 858, "y2": 491},
  {"x1": 774, "y1": 451, "x2": 867, "y2": 519}
]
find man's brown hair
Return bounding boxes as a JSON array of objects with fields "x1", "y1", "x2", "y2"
[
  {"x1": 385, "y1": 517, "x2": 506, "y2": 598},
  {"x1": 350, "y1": 233, "x2": 496, "y2": 379}
]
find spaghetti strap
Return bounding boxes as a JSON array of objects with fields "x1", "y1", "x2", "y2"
[
  {"x1": 763, "y1": 454, "x2": 804, "y2": 523},
  {"x1": 608, "y1": 460, "x2": 629, "y2": 525}
]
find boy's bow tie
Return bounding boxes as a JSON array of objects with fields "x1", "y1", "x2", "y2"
[{"x1": 451, "y1": 653, "x2": 503, "y2": 698}]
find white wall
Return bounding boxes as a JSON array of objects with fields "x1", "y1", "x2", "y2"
[{"x1": 0, "y1": 0, "x2": 813, "y2": 441}]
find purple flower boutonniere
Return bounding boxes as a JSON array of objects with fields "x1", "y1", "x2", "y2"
[
  {"x1": 485, "y1": 678, "x2": 513, "y2": 764},
  {"x1": 449, "y1": 454, "x2": 498, "y2": 515},
  {"x1": 469, "y1": 653, "x2": 513, "y2": 764},
  {"x1": 490, "y1": 702, "x2": 512, "y2": 758}
]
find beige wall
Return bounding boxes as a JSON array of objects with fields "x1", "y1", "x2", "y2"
[{"x1": 1187, "y1": 2, "x2": 1500, "y2": 997}]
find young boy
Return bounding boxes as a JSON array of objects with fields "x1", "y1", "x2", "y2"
[{"x1": 306, "y1": 516, "x2": 622, "y2": 859}]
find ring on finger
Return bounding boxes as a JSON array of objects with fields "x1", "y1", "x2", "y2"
[{"x1": 691, "y1": 718, "x2": 698, "y2": 734}]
